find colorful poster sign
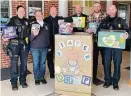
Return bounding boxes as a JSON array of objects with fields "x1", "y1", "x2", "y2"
[
  {"x1": 2, "y1": 26, "x2": 17, "y2": 39},
  {"x1": 72, "y1": 17, "x2": 85, "y2": 28},
  {"x1": 98, "y1": 30, "x2": 126, "y2": 49}
]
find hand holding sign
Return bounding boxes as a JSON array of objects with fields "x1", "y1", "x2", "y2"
[
  {"x1": 33, "y1": 28, "x2": 39, "y2": 36},
  {"x1": 86, "y1": 28, "x2": 94, "y2": 34},
  {"x1": 58, "y1": 20, "x2": 64, "y2": 25},
  {"x1": 123, "y1": 32, "x2": 129, "y2": 39},
  {"x1": 2, "y1": 36, "x2": 9, "y2": 42}
]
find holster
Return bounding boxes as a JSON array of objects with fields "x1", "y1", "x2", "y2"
[{"x1": 3, "y1": 44, "x2": 13, "y2": 58}]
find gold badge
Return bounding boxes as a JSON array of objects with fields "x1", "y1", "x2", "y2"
[
  {"x1": 118, "y1": 24, "x2": 121, "y2": 28},
  {"x1": 25, "y1": 37, "x2": 29, "y2": 44}
]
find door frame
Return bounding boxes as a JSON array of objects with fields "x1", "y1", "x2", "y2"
[{"x1": 118, "y1": 3, "x2": 130, "y2": 26}]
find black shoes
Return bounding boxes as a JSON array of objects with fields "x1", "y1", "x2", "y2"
[
  {"x1": 35, "y1": 80, "x2": 40, "y2": 85},
  {"x1": 12, "y1": 84, "x2": 18, "y2": 91},
  {"x1": 103, "y1": 82, "x2": 112, "y2": 88},
  {"x1": 50, "y1": 75, "x2": 55, "y2": 79},
  {"x1": 11, "y1": 82, "x2": 28, "y2": 90},
  {"x1": 41, "y1": 79, "x2": 47, "y2": 84},
  {"x1": 103, "y1": 82, "x2": 119, "y2": 90},
  {"x1": 20, "y1": 82, "x2": 28, "y2": 88},
  {"x1": 35, "y1": 79, "x2": 47, "y2": 85},
  {"x1": 113, "y1": 84, "x2": 119, "y2": 90}
]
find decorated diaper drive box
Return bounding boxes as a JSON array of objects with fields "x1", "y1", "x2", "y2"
[
  {"x1": 2, "y1": 26, "x2": 17, "y2": 39},
  {"x1": 98, "y1": 30, "x2": 126, "y2": 49},
  {"x1": 55, "y1": 32, "x2": 93, "y2": 96}
]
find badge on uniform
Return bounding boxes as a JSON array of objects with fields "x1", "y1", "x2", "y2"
[
  {"x1": 25, "y1": 21, "x2": 28, "y2": 26},
  {"x1": 118, "y1": 24, "x2": 121, "y2": 28},
  {"x1": 45, "y1": 26, "x2": 48, "y2": 30},
  {"x1": 25, "y1": 37, "x2": 29, "y2": 44}
]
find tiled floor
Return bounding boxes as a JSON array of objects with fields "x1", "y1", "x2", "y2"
[{"x1": 1, "y1": 51, "x2": 131, "y2": 96}]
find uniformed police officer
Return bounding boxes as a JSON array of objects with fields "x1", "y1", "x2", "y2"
[
  {"x1": 44, "y1": 7, "x2": 63, "y2": 79},
  {"x1": 2, "y1": 5, "x2": 30, "y2": 90},
  {"x1": 97, "y1": 5, "x2": 130, "y2": 90}
]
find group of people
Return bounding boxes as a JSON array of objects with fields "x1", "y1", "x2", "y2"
[{"x1": 2, "y1": 2, "x2": 130, "y2": 91}]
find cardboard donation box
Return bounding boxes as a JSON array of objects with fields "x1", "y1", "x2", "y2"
[
  {"x1": 98, "y1": 30, "x2": 126, "y2": 49},
  {"x1": 55, "y1": 32, "x2": 93, "y2": 96}
]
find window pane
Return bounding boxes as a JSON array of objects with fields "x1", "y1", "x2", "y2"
[{"x1": 0, "y1": 0, "x2": 10, "y2": 27}]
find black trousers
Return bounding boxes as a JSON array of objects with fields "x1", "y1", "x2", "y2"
[
  {"x1": 47, "y1": 48, "x2": 54, "y2": 76},
  {"x1": 103, "y1": 48, "x2": 122, "y2": 84},
  {"x1": 9, "y1": 43, "x2": 29, "y2": 85},
  {"x1": 93, "y1": 42, "x2": 99, "y2": 79}
]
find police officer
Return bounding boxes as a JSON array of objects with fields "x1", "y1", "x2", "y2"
[
  {"x1": 2, "y1": 5, "x2": 30, "y2": 90},
  {"x1": 44, "y1": 7, "x2": 63, "y2": 79},
  {"x1": 97, "y1": 5, "x2": 130, "y2": 90}
]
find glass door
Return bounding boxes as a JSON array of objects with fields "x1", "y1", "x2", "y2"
[{"x1": 118, "y1": 4, "x2": 130, "y2": 25}]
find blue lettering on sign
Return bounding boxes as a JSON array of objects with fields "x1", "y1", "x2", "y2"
[
  {"x1": 64, "y1": 75, "x2": 73, "y2": 84},
  {"x1": 81, "y1": 75, "x2": 91, "y2": 86}
]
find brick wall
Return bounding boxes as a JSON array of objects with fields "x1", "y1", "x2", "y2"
[
  {"x1": 44, "y1": 0, "x2": 58, "y2": 17},
  {"x1": 43, "y1": 0, "x2": 73, "y2": 17},
  {"x1": 12, "y1": 0, "x2": 27, "y2": 16},
  {"x1": 68, "y1": 1, "x2": 73, "y2": 16}
]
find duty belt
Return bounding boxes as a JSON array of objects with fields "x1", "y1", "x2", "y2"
[{"x1": 10, "y1": 39, "x2": 25, "y2": 45}]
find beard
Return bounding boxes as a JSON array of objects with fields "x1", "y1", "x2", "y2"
[{"x1": 94, "y1": 10, "x2": 100, "y2": 13}]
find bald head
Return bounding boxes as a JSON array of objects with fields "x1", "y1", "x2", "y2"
[
  {"x1": 75, "y1": 5, "x2": 82, "y2": 15},
  {"x1": 50, "y1": 7, "x2": 57, "y2": 17},
  {"x1": 107, "y1": 5, "x2": 117, "y2": 18}
]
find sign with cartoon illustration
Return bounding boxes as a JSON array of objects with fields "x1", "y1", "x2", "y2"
[
  {"x1": 88, "y1": 22, "x2": 99, "y2": 34},
  {"x1": 31, "y1": 24, "x2": 40, "y2": 34},
  {"x1": 98, "y1": 30, "x2": 126, "y2": 49},
  {"x1": 55, "y1": 33, "x2": 93, "y2": 96},
  {"x1": 72, "y1": 17, "x2": 85, "y2": 28},
  {"x1": 2, "y1": 26, "x2": 17, "y2": 39}
]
